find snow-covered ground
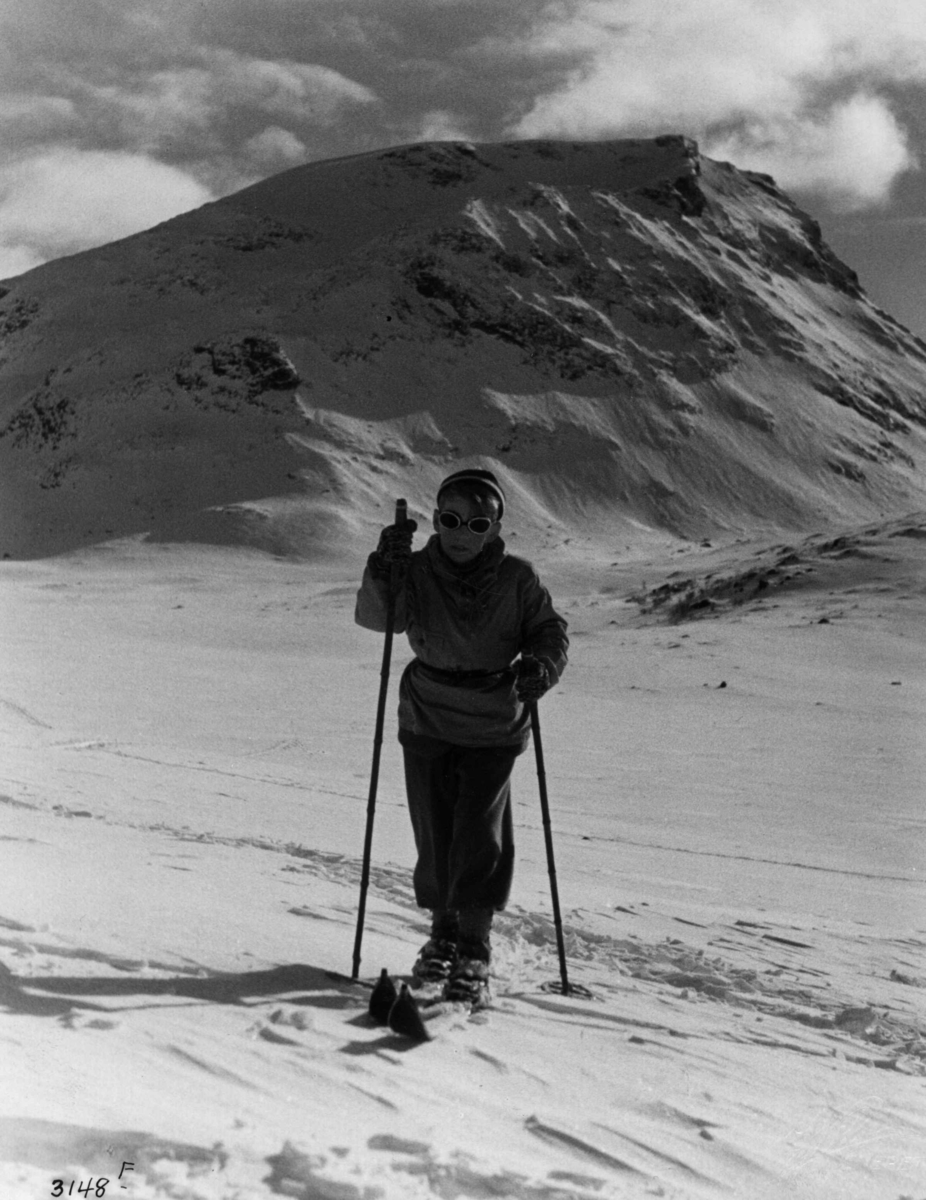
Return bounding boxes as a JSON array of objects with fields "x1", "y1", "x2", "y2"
[{"x1": 1, "y1": 517, "x2": 923, "y2": 1199}]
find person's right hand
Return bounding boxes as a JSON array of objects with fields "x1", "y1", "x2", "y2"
[{"x1": 376, "y1": 520, "x2": 418, "y2": 565}]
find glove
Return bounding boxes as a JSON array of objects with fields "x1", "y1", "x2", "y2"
[
  {"x1": 515, "y1": 655, "x2": 550, "y2": 702},
  {"x1": 374, "y1": 520, "x2": 418, "y2": 567}
]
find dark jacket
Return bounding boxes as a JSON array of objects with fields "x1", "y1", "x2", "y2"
[{"x1": 355, "y1": 535, "x2": 568, "y2": 749}]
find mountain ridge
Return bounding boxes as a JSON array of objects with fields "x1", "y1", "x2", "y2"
[{"x1": 2, "y1": 135, "x2": 926, "y2": 558}]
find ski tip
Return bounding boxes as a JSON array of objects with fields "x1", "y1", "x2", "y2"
[
  {"x1": 388, "y1": 982, "x2": 432, "y2": 1042},
  {"x1": 368, "y1": 968, "x2": 398, "y2": 1024}
]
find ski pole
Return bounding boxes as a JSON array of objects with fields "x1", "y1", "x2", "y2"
[
  {"x1": 529, "y1": 699, "x2": 571, "y2": 996},
  {"x1": 352, "y1": 498, "x2": 408, "y2": 981}
]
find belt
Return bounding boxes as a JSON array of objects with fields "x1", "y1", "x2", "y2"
[{"x1": 414, "y1": 661, "x2": 509, "y2": 683}]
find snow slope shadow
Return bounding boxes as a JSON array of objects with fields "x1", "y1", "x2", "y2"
[
  {"x1": 0, "y1": 961, "x2": 359, "y2": 1018},
  {"x1": 0, "y1": 1116, "x2": 225, "y2": 1184}
]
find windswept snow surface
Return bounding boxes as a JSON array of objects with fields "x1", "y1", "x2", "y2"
[{"x1": 1, "y1": 518, "x2": 924, "y2": 1199}]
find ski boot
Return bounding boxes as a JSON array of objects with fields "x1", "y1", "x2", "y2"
[
  {"x1": 411, "y1": 937, "x2": 458, "y2": 985},
  {"x1": 444, "y1": 955, "x2": 491, "y2": 1011}
]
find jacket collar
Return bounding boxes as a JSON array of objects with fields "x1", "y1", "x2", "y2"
[{"x1": 425, "y1": 534, "x2": 506, "y2": 583}]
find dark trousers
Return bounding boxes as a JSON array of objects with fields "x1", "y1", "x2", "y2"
[{"x1": 401, "y1": 734, "x2": 518, "y2": 912}]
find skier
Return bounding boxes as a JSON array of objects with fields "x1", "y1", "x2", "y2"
[{"x1": 355, "y1": 468, "x2": 569, "y2": 1007}]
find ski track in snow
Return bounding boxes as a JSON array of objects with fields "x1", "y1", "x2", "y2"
[
  {"x1": 2, "y1": 826, "x2": 923, "y2": 1068},
  {"x1": 33, "y1": 743, "x2": 923, "y2": 886},
  {"x1": 578, "y1": 831, "x2": 922, "y2": 884},
  {"x1": 0, "y1": 697, "x2": 52, "y2": 730}
]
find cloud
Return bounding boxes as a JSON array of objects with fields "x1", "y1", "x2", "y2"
[
  {"x1": 0, "y1": 39, "x2": 381, "y2": 256},
  {"x1": 507, "y1": 0, "x2": 926, "y2": 207},
  {"x1": 0, "y1": 243, "x2": 46, "y2": 281},
  {"x1": 0, "y1": 148, "x2": 213, "y2": 277},
  {"x1": 68, "y1": 50, "x2": 378, "y2": 156},
  {"x1": 705, "y1": 95, "x2": 915, "y2": 211},
  {"x1": 414, "y1": 109, "x2": 475, "y2": 143},
  {"x1": 210, "y1": 52, "x2": 378, "y2": 119},
  {"x1": 243, "y1": 125, "x2": 309, "y2": 170},
  {"x1": 0, "y1": 94, "x2": 81, "y2": 140}
]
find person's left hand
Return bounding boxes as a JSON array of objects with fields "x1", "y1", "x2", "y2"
[{"x1": 515, "y1": 655, "x2": 550, "y2": 701}]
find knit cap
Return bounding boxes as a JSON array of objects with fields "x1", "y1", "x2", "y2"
[{"x1": 437, "y1": 468, "x2": 506, "y2": 518}]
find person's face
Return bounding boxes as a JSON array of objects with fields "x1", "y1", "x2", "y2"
[{"x1": 432, "y1": 491, "x2": 501, "y2": 564}]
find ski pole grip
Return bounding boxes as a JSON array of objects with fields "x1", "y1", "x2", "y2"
[{"x1": 394, "y1": 498, "x2": 408, "y2": 527}]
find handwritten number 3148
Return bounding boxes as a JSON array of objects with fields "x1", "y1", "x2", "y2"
[{"x1": 51, "y1": 1181, "x2": 109, "y2": 1197}]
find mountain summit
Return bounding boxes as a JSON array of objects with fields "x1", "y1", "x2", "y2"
[{"x1": 2, "y1": 136, "x2": 926, "y2": 558}]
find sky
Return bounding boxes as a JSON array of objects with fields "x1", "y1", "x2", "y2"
[{"x1": 2, "y1": 0, "x2": 926, "y2": 335}]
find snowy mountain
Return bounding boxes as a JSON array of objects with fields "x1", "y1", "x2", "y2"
[{"x1": 2, "y1": 135, "x2": 926, "y2": 558}]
